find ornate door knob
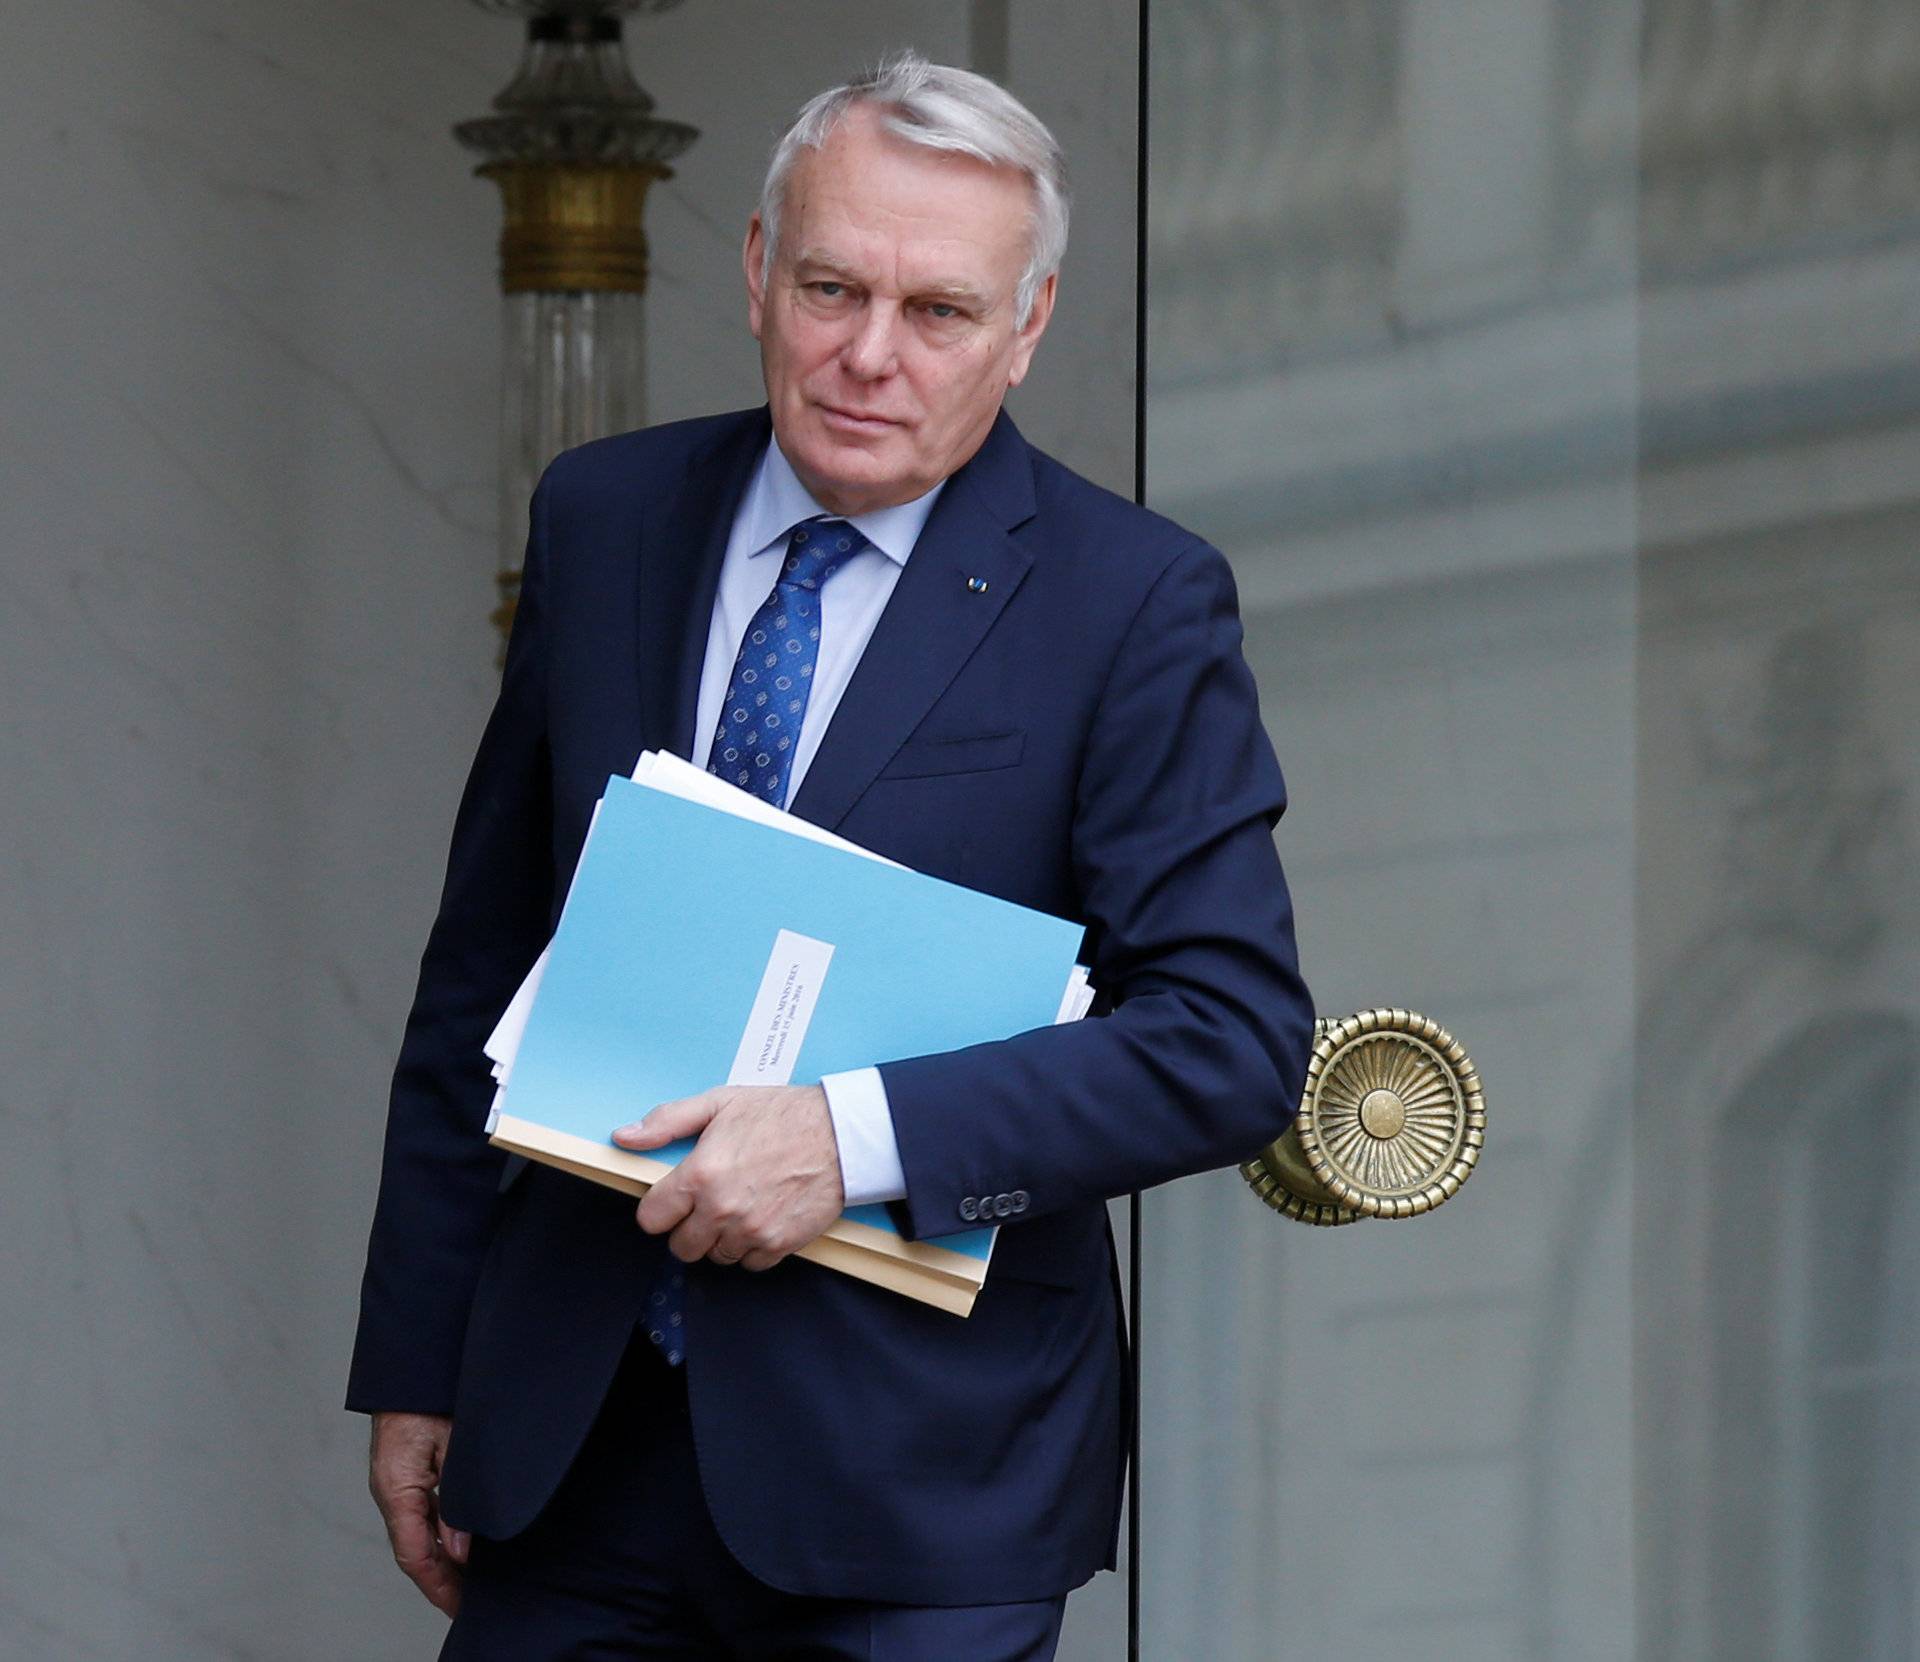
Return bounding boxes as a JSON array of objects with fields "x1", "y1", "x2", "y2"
[{"x1": 1241, "y1": 1009, "x2": 1485, "y2": 1226}]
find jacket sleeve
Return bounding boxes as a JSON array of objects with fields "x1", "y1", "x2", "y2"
[
  {"x1": 344, "y1": 470, "x2": 557, "y2": 1414},
  {"x1": 878, "y1": 539, "x2": 1314, "y2": 1241}
]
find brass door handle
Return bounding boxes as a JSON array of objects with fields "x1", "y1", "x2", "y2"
[{"x1": 1241, "y1": 1009, "x2": 1485, "y2": 1226}]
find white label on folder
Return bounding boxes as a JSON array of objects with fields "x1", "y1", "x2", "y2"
[{"x1": 727, "y1": 929, "x2": 835, "y2": 1086}]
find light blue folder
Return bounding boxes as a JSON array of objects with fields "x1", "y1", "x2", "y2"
[{"x1": 499, "y1": 774, "x2": 1086, "y2": 1273}]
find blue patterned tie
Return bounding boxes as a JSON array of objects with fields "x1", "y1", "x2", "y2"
[
  {"x1": 640, "y1": 517, "x2": 869, "y2": 1368},
  {"x1": 706, "y1": 518, "x2": 872, "y2": 807}
]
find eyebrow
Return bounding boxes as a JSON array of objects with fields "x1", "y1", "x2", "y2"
[
  {"x1": 789, "y1": 250, "x2": 992, "y2": 312},
  {"x1": 914, "y1": 283, "x2": 992, "y2": 311},
  {"x1": 790, "y1": 250, "x2": 863, "y2": 282}
]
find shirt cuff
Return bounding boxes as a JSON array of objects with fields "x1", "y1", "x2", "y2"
[{"x1": 820, "y1": 1067, "x2": 908, "y2": 1205}]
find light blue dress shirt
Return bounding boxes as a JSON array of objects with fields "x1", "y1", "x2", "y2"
[{"x1": 691, "y1": 438, "x2": 944, "y2": 1206}]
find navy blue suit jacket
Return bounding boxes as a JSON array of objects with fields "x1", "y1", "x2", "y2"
[{"x1": 346, "y1": 405, "x2": 1313, "y2": 1606}]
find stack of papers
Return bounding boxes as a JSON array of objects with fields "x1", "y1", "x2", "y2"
[{"x1": 483, "y1": 752, "x2": 1094, "y2": 1316}]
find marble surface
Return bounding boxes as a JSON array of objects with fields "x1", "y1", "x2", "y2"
[
  {"x1": 0, "y1": 3, "x2": 1141, "y2": 1657},
  {"x1": 0, "y1": 3, "x2": 504, "y2": 1655}
]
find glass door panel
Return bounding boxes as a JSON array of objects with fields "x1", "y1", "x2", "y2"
[
  {"x1": 1137, "y1": 2, "x2": 1920, "y2": 1656},
  {"x1": 1139, "y1": 2, "x2": 1641, "y2": 1654}
]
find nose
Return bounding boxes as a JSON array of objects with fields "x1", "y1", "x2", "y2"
[{"x1": 841, "y1": 301, "x2": 902, "y2": 381}]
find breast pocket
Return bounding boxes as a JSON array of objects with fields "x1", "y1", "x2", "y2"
[{"x1": 878, "y1": 728, "x2": 1026, "y2": 780}]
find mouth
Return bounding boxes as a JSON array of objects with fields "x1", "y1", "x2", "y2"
[{"x1": 817, "y1": 403, "x2": 900, "y2": 434}]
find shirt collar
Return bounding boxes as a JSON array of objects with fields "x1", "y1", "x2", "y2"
[{"x1": 738, "y1": 437, "x2": 947, "y2": 568}]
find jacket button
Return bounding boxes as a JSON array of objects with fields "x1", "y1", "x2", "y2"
[
  {"x1": 993, "y1": 1193, "x2": 1013, "y2": 1218},
  {"x1": 959, "y1": 1196, "x2": 980, "y2": 1222},
  {"x1": 1011, "y1": 1190, "x2": 1029, "y2": 1213}
]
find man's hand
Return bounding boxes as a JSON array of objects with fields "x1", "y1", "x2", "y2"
[
  {"x1": 613, "y1": 1084, "x2": 845, "y2": 1271},
  {"x1": 368, "y1": 1411, "x2": 468, "y2": 1618}
]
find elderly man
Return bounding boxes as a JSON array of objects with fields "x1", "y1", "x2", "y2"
[{"x1": 349, "y1": 53, "x2": 1311, "y2": 1662}]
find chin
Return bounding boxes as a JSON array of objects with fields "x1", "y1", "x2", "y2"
[
  {"x1": 805, "y1": 432, "x2": 906, "y2": 484},
  {"x1": 800, "y1": 434, "x2": 879, "y2": 477}
]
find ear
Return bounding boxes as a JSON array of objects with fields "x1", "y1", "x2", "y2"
[
  {"x1": 743, "y1": 214, "x2": 768, "y2": 341},
  {"x1": 1004, "y1": 271, "x2": 1057, "y2": 390}
]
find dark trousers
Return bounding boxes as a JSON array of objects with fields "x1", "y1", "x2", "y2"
[{"x1": 439, "y1": 1335, "x2": 1068, "y2": 1662}]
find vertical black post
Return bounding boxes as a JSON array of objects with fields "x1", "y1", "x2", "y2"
[
  {"x1": 1132, "y1": 0, "x2": 1150, "y2": 514},
  {"x1": 1127, "y1": 0, "x2": 1149, "y2": 1655}
]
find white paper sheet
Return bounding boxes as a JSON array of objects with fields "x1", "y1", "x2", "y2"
[{"x1": 630, "y1": 750, "x2": 907, "y2": 868}]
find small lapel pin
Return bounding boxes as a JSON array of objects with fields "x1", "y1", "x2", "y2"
[{"x1": 966, "y1": 575, "x2": 990, "y2": 594}]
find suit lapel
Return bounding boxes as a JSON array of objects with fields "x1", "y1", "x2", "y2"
[
  {"x1": 633, "y1": 408, "x2": 771, "y2": 760},
  {"x1": 789, "y1": 410, "x2": 1038, "y2": 833}
]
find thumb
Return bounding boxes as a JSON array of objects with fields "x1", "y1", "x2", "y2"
[{"x1": 613, "y1": 1091, "x2": 721, "y2": 1150}]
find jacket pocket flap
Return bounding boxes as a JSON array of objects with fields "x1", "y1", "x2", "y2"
[{"x1": 879, "y1": 729, "x2": 1026, "y2": 780}]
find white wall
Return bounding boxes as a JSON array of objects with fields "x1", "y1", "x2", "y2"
[
  {"x1": 1, "y1": 5, "x2": 501, "y2": 1655},
  {"x1": 0, "y1": 2, "x2": 1136, "y2": 1657}
]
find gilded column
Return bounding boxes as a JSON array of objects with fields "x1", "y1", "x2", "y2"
[{"x1": 458, "y1": 0, "x2": 697, "y2": 644}]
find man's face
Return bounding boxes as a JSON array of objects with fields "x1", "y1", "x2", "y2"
[{"x1": 744, "y1": 104, "x2": 1056, "y2": 517}]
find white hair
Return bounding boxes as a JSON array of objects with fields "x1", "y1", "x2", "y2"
[{"x1": 758, "y1": 52, "x2": 1070, "y2": 330}]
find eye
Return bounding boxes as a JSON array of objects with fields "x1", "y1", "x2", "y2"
[{"x1": 812, "y1": 281, "x2": 845, "y2": 298}]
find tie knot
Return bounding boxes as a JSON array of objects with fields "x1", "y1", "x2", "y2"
[{"x1": 779, "y1": 520, "x2": 868, "y2": 592}]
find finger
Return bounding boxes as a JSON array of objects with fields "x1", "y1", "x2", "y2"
[
  {"x1": 738, "y1": 1245, "x2": 786, "y2": 1272},
  {"x1": 636, "y1": 1168, "x2": 697, "y2": 1236},
  {"x1": 380, "y1": 1484, "x2": 435, "y2": 1567},
  {"x1": 386, "y1": 1495, "x2": 462, "y2": 1616},
  {"x1": 668, "y1": 1212, "x2": 722, "y2": 1265},
  {"x1": 409, "y1": 1546, "x2": 464, "y2": 1618},
  {"x1": 438, "y1": 1522, "x2": 472, "y2": 1565},
  {"x1": 613, "y1": 1091, "x2": 723, "y2": 1151}
]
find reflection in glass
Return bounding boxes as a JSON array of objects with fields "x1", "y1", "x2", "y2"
[{"x1": 1138, "y1": 0, "x2": 1919, "y2": 1656}]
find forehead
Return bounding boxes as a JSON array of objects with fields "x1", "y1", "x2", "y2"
[{"x1": 780, "y1": 107, "x2": 1032, "y2": 293}]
